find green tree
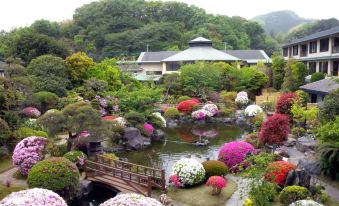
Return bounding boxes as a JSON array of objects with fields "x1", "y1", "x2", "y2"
[
  {"x1": 180, "y1": 61, "x2": 222, "y2": 99},
  {"x1": 66, "y1": 52, "x2": 95, "y2": 84},
  {"x1": 31, "y1": 19, "x2": 61, "y2": 37},
  {"x1": 159, "y1": 73, "x2": 181, "y2": 98},
  {"x1": 282, "y1": 59, "x2": 295, "y2": 91},
  {"x1": 272, "y1": 53, "x2": 285, "y2": 90},
  {"x1": 319, "y1": 89, "x2": 339, "y2": 122},
  {"x1": 27, "y1": 55, "x2": 70, "y2": 96},
  {"x1": 86, "y1": 59, "x2": 122, "y2": 91},
  {"x1": 26, "y1": 91, "x2": 59, "y2": 113},
  {"x1": 292, "y1": 61, "x2": 307, "y2": 89}
]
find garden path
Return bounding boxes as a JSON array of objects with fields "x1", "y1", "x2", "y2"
[
  {"x1": 0, "y1": 167, "x2": 27, "y2": 187},
  {"x1": 282, "y1": 145, "x2": 339, "y2": 201},
  {"x1": 225, "y1": 175, "x2": 250, "y2": 206}
]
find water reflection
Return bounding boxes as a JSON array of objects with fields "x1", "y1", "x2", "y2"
[{"x1": 70, "y1": 184, "x2": 117, "y2": 206}]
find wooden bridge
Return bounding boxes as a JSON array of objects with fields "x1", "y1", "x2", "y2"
[{"x1": 84, "y1": 155, "x2": 166, "y2": 197}]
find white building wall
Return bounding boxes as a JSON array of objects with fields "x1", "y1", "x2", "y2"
[{"x1": 139, "y1": 63, "x2": 163, "y2": 75}]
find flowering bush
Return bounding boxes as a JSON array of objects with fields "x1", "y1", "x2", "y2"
[
  {"x1": 276, "y1": 92, "x2": 298, "y2": 116},
  {"x1": 169, "y1": 174, "x2": 182, "y2": 188},
  {"x1": 244, "y1": 105, "x2": 263, "y2": 117},
  {"x1": 177, "y1": 99, "x2": 199, "y2": 113},
  {"x1": 171, "y1": 158, "x2": 205, "y2": 187},
  {"x1": 202, "y1": 104, "x2": 218, "y2": 116},
  {"x1": 99, "y1": 193, "x2": 163, "y2": 206},
  {"x1": 218, "y1": 141, "x2": 255, "y2": 173},
  {"x1": 78, "y1": 130, "x2": 91, "y2": 138},
  {"x1": 22, "y1": 107, "x2": 41, "y2": 118},
  {"x1": 259, "y1": 114, "x2": 290, "y2": 146},
  {"x1": 27, "y1": 157, "x2": 80, "y2": 199},
  {"x1": 237, "y1": 91, "x2": 248, "y2": 97},
  {"x1": 152, "y1": 112, "x2": 166, "y2": 127},
  {"x1": 192, "y1": 109, "x2": 211, "y2": 120},
  {"x1": 0, "y1": 188, "x2": 67, "y2": 206},
  {"x1": 235, "y1": 94, "x2": 249, "y2": 107},
  {"x1": 289, "y1": 200, "x2": 323, "y2": 206},
  {"x1": 279, "y1": 186, "x2": 310, "y2": 205},
  {"x1": 113, "y1": 117, "x2": 127, "y2": 127},
  {"x1": 191, "y1": 98, "x2": 200, "y2": 104},
  {"x1": 264, "y1": 161, "x2": 297, "y2": 185},
  {"x1": 206, "y1": 176, "x2": 227, "y2": 195},
  {"x1": 143, "y1": 123, "x2": 154, "y2": 136},
  {"x1": 163, "y1": 107, "x2": 180, "y2": 119},
  {"x1": 12, "y1": 136, "x2": 47, "y2": 175},
  {"x1": 63, "y1": 150, "x2": 87, "y2": 168},
  {"x1": 102, "y1": 115, "x2": 116, "y2": 121}
]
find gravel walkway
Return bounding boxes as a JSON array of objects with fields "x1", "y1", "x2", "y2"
[
  {"x1": 225, "y1": 175, "x2": 250, "y2": 206},
  {"x1": 0, "y1": 167, "x2": 27, "y2": 187}
]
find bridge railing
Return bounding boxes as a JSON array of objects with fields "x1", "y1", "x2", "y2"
[{"x1": 84, "y1": 155, "x2": 166, "y2": 196}]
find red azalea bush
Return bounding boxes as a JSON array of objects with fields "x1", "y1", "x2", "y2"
[
  {"x1": 264, "y1": 161, "x2": 297, "y2": 185},
  {"x1": 176, "y1": 99, "x2": 199, "y2": 113},
  {"x1": 101, "y1": 115, "x2": 116, "y2": 121},
  {"x1": 218, "y1": 141, "x2": 256, "y2": 173},
  {"x1": 206, "y1": 176, "x2": 227, "y2": 195},
  {"x1": 169, "y1": 174, "x2": 182, "y2": 188},
  {"x1": 259, "y1": 114, "x2": 290, "y2": 146},
  {"x1": 276, "y1": 93, "x2": 298, "y2": 116}
]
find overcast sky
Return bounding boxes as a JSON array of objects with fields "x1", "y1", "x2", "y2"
[{"x1": 1, "y1": 0, "x2": 339, "y2": 31}]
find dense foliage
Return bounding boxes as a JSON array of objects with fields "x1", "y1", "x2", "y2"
[
  {"x1": 202, "y1": 160, "x2": 228, "y2": 178},
  {"x1": 259, "y1": 114, "x2": 290, "y2": 145},
  {"x1": 317, "y1": 142, "x2": 339, "y2": 180},
  {"x1": 264, "y1": 161, "x2": 296, "y2": 186},
  {"x1": 275, "y1": 92, "x2": 298, "y2": 117},
  {"x1": 319, "y1": 89, "x2": 339, "y2": 122},
  {"x1": 27, "y1": 157, "x2": 80, "y2": 198},
  {"x1": 311, "y1": 72, "x2": 325, "y2": 83},
  {"x1": 279, "y1": 186, "x2": 310, "y2": 205}
]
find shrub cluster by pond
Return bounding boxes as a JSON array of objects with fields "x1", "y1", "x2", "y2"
[
  {"x1": 176, "y1": 99, "x2": 199, "y2": 113},
  {"x1": 206, "y1": 176, "x2": 227, "y2": 195},
  {"x1": 218, "y1": 141, "x2": 255, "y2": 173},
  {"x1": 235, "y1": 91, "x2": 249, "y2": 107},
  {"x1": 12, "y1": 136, "x2": 47, "y2": 175},
  {"x1": 163, "y1": 107, "x2": 180, "y2": 119},
  {"x1": 21, "y1": 107, "x2": 41, "y2": 118},
  {"x1": 275, "y1": 92, "x2": 298, "y2": 117},
  {"x1": 264, "y1": 161, "x2": 297, "y2": 186},
  {"x1": 99, "y1": 193, "x2": 163, "y2": 206},
  {"x1": 63, "y1": 150, "x2": 87, "y2": 168},
  {"x1": 244, "y1": 105, "x2": 263, "y2": 117},
  {"x1": 0, "y1": 188, "x2": 67, "y2": 206},
  {"x1": 170, "y1": 158, "x2": 205, "y2": 187},
  {"x1": 202, "y1": 160, "x2": 228, "y2": 179},
  {"x1": 27, "y1": 157, "x2": 80, "y2": 199},
  {"x1": 259, "y1": 113, "x2": 290, "y2": 146}
]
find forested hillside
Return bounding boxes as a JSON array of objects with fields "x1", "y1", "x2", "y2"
[{"x1": 0, "y1": 0, "x2": 279, "y2": 64}]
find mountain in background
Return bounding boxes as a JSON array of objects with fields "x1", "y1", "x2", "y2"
[{"x1": 252, "y1": 10, "x2": 312, "y2": 36}]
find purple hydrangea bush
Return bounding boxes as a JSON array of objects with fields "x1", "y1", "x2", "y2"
[
  {"x1": 99, "y1": 193, "x2": 163, "y2": 206},
  {"x1": 218, "y1": 141, "x2": 255, "y2": 173},
  {"x1": 22, "y1": 107, "x2": 41, "y2": 118},
  {"x1": 0, "y1": 188, "x2": 67, "y2": 206},
  {"x1": 12, "y1": 136, "x2": 47, "y2": 175}
]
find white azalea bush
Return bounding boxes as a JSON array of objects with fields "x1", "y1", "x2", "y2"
[
  {"x1": 0, "y1": 188, "x2": 67, "y2": 206},
  {"x1": 171, "y1": 158, "x2": 205, "y2": 187},
  {"x1": 152, "y1": 112, "x2": 166, "y2": 127},
  {"x1": 99, "y1": 193, "x2": 163, "y2": 206},
  {"x1": 244, "y1": 105, "x2": 263, "y2": 117},
  {"x1": 192, "y1": 109, "x2": 212, "y2": 120},
  {"x1": 235, "y1": 91, "x2": 249, "y2": 105},
  {"x1": 202, "y1": 104, "x2": 218, "y2": 116},
  {"x1": 289, "y1": 200, "x2": 323, "y2": 206},
  {"x1": 113, "y1": 117, "x2": 127, "y2": 127}
]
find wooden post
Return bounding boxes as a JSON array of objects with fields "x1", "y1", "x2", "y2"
[
  {"x1": 147, "y1": 176, "x2": 152, "y2": 197},
  {"x1": 161, "y1": 169, "x2": 166, "y2": 194}
]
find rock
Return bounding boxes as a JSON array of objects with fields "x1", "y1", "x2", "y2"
[
  {"x1": 285, "y1": 169, "x2": 311, "y2": 188},
  {"x1": 222, "y1": 118, "x2": 235, "y2": 124},
  {"x1": 159, "y1": 194, "x2": 173, "y2": 206},
  {"x1": 298, "y1": 158, "x2": 321, "y2": 175},
  {"x1": 122, "y1": 127, "x2": 151, "y2": 150},
  {"x1": 296, "y1": 136, "x2": 317, "y2": 152},
  {"x1": 235, "y1": 116, "x2": 247, "y2": 125},
  {"x1": 80, "y1": 180, "x2": 93, "y2": 196},
  {"x1": 284, "y1": 137, "x2": 297, "y2": 147},
  {"x1": 167, "y1": 119, "x2": 177, "y2": 128},
  {"x1": 153, "y1": 129, "x2": 165, "y2": 141}
]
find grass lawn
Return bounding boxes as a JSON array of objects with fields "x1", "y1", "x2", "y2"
[
  {"x1": 165, "y1": 178, "x2": 237, "y2": 206},
  {"x1": 0, "y1": 184, "x2": 26, "y2": 200},
  {"x1": 0, "y1": 156, "x2": 13, "y2": 173}
]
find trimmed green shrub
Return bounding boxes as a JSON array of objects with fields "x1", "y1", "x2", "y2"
[
  {"x1": 202, "y1": 160, "x2": 228, "y2": 178},
  {"x1": 49, "y1": 143, "x2": 68, "y2": 157},
  {"x1": 101, "y1": 153, "x2": 118, "y2": 160},
  {"x1": 292, "y1": 127, "x2": 306, "y2": 138},
  {"x1": 295, "y1": 90, "x2": 308, "y2": 107},
  {"x1": 27, "y1": 157, "x2": 80, "y2": 199},
  {"x1": 279, "y1": 186, "x2": 310, "y2": 205},
  {"x1": 63, "y1": 151, "x2": 87, "y2": 168},
  {"x1": 26, "y1": 91, "x2": 59, "y2": 113},
  {"x1": 163, "y1": 107, "x2": 180, "y2": 119},
  {"x1": 124, "y1": 111, "x2": 146, "y2": 126},
  {"x1": 177, "y1": 96, "x2": 191, "y2": 103},
  {"x1": 317, "y1": 142, "x2": 339, "y2": 180},
  {"x1": 311, "y1": 72, "x2": 325, "y2": 83},
  {"x1": 14, "y1": 127, "x2": 48, "y2": 140}
]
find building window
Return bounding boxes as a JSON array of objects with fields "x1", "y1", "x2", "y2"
[
  {"x1": 146, "y1": 71, "x2": 162, "y2": 75},
  {"x1": 308, "y1": 62, "x2": 316, "y2": 74},
  {"x1": 301, "y1": 44, "x2": 308, "y2": 57},
  {"x1": 320, "y1": 38, "x2": 329, "y2": 52},
  {"x1": 319, "y1": 62, "x2": 328, "y2": 74},
  {"x1": 167, "y1": 62, "x2": 180, "y2": 71},
  {"x1": 283, "y1": 47, "x2": 288, "y2": 57},
  {"x1": 333, "y1": 37, "x2": 339, "y2": 53},
  {"x1": 311, "y1": 94, "x2": 317, "y2": 103},
  {"x1": 309, "y1": 41, "x2": 317, "y2": 53},
  {"x1": 292, "y1": 45, "x2": 298, "y2": 56}
]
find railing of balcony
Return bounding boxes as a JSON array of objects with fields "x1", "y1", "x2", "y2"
[
  {"x1": 300, "y1": 51, "x2": 308, "y2": 57},
  {"x1": 332, "y1": 46, "x2": 339, "y2": 53}
]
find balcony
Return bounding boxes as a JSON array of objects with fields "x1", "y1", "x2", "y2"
[{"x1": 300, "y1": 51, "x2": 308, "y2": 57}]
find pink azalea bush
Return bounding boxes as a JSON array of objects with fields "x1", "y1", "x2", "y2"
[
  {"x1": 218, "y1": 141, "x2": 255, "y2": 173},
  {"x1": 0, "y1": 188, "x2": 67, "y2": 206},
  {"x1": 99, "y1": 193, "x2": 163, "y2": 206},
  {"x1": 143, "y1": 123, "x2": 154, "y2": 136},
  {"x1": 202, "y1": 104, "x2": 218, "y2": 116},
  {"x1": 192, "y1": 109, "x2": 208, "y2": 120},
  {"x1": 22, "y1": 107, "x2": 41, "y2": 118},
  {"x1": 206, "y1": 176, "x2": 227, "y2": 195},
  {"x1": 169, "y1": 174, "x2": 182, "y2": 188},
  {"x1": 12, "y1": 136, "x2": 47, "y2": 175}
]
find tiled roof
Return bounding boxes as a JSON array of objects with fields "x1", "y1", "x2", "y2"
[
  {"x1": 137, "y1": 51, "x2": 179, "y2": 62},
  {"x1": 283, "y1": 25, "x2": 339, "y2": 46},
  {"x1": 223, "y1": 50, "x2": 270, "y2": 61},
  {"x1": 300, "y1": 78, "x2": 339, "y2": 94}
]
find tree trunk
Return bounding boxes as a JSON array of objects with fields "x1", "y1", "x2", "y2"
[{"x1": 66, "y1": 131, "x2": 77, "y2": 151}]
